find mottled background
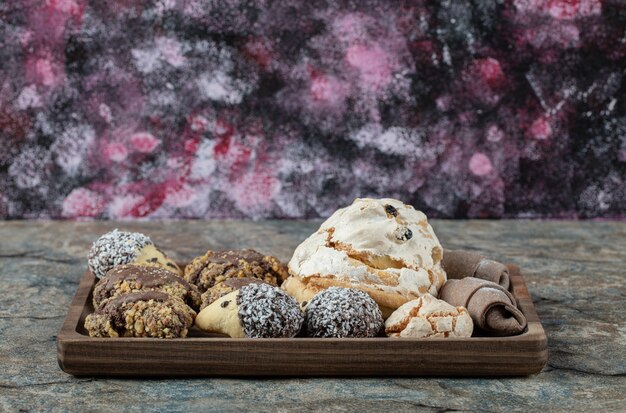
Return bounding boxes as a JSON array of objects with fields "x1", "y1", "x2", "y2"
[{"x1": 0, "y1": 0, "x2": 624, "y2": 220}]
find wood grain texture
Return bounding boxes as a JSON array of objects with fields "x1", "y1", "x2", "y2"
[{"x1": 57, "y1": 265, "x2": 547, "y2": 377}]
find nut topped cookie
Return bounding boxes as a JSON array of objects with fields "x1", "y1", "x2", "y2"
[
  {"x1": 93, "y1": 264, "x2": 201, "y2": 311},
  {"x1": 88, "y1": 229, "x2": 181, "y2": 278},
  {"x1": 184, "y1": 249, "x2": 287, "y2": 293},
  {"x1": 284, "y1": 198, "x2": 447, "y2": 318},
  {"x1": 200, "y1": 277, "x2": 267, "y2": 310},
  {"x1": 84, "y1": 291, "x2": 196, "y2": 338},
  {"x1": 195, "y1": 283, "x2": 303, "y2": 338}
]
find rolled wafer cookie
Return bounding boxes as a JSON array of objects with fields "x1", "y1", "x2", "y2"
[
  {"x1": 439, "y1": 277, "x2": 527, "y2": 336},
  {"x1": 441, "y1": 249, "x2": 510, "y2": 290}
]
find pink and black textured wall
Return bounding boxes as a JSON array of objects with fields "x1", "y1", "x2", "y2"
[{"x1": 0, "y1": 0, "x2": 624, "y2": 219}]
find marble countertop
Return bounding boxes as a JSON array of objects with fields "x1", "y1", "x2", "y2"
[{"x1": 1, "y1": 220, "x2": 624, "y2": 412}]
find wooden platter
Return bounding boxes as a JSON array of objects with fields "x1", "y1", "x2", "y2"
[{"x1": 57, "y1": 265, "x2": 547, "y2": 377}]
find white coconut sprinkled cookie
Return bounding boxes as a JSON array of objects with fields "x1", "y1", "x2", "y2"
[
  {"x1": 195, "y1": 283, "x2": 304, "y2": 338},
  {"x1": 87, "y1": 229, "x2": 181, "y2": 278}
]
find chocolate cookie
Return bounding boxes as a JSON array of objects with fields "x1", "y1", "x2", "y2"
[
  {"x1": 200, "y1": 277, "x2": 267, "y2": 310},
  {"x1": 195, "y1": 283, "x2": 303, "y2": 338},
  {"x1": 88, "y1": 229, "x2": 181, "y2": 278},
  {"x1": 93, "y1": 264, "x2": 202, "y2": 311},
  {"x1": 303, "y1": 287, "x2": 383, "y2": 338},
  {"x1": 84, "y1": 291, "x2": 196, "y2": 338},
  {"x1": 184, "y1": 249, "x2": 287, "y2": 293}
]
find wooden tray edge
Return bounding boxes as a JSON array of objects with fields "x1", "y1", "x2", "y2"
[{"x1": 57, "y1": 265, "x2": 548, "y2": 377}]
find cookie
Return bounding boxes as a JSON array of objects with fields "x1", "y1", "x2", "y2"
[
  {"x1": 384, "y1": 293, "x2": 473, "y2": 338},
  {"x1": 87, "y1": 229, "x2": 181, "y2": 278},
  {"x1": 133, "y1": 243, "x2": 182, "y2": 276},
  {"x1": 195, "y1": 283, "x2": 303, "y2": 338},
  {"x1": 303, "y1": 287, "x2": 383, "y2": 338},
  {"x1": 200, "y1": 277, "x2": 267, "y2": 310},
  {"x1": 84, "y1": 291, "x2": 196, "y2": 338},
  {"x1": 284, "y1": 198, "x2": 447, "y2": 319},
  {"x1": 184, "y1": 249, "x2": 287, "y2": 293},
  {"x1": 93, "y1": 264, "x2": 202, "y2": 311},
  {"x1": 442, "y1": 249, "x2": 510, "y2": 289}
]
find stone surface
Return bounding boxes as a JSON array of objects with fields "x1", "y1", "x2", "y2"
[{"x1": 0, "y1": 220, "x2": 625, "y2": 412}]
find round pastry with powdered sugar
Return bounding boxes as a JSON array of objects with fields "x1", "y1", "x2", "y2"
[
  {"x1": 87, "y1": 229, "x2": 181, "y2": 279},
  {"x1": 195, "y1": 283, "x2": 303, "y2": 338},
  {"x1": 283, "y1": 198, "x2": 447, "y2": 319},
  {"x1": 303, "y1": 287, "x2": 383, "y2": 338}
]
